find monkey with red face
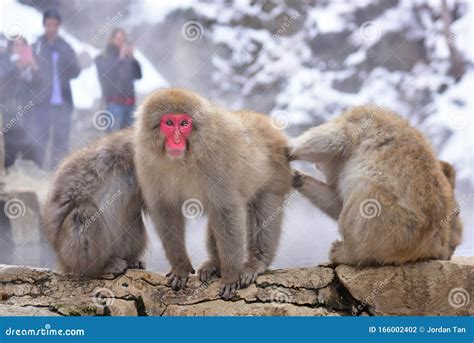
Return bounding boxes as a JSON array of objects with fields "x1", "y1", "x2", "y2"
[
  {"x1": 159, "y1": 113, "x2": 193, "y2": 157},
  {"x1": 135, "y1": 88, "x2": 293, "y2": 299}
]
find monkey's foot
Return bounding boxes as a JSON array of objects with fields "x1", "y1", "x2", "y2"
[
  {"x1": 166, "y1": 271, "x2": 193, "y2": 291},
  {"x1": 104, "y1": 258, "x2": 128, "y2": 275},
  {"x1": 219, "y1": 281, "x2": 239, "y2": 300},
  {"x1": 198, "y1": 261, "x2": 221, "y2": 283},
  {"x1": 329, "y1": 240, "x2": 349, "y2": 265},
  {"x1": 239, "y1": 264, "x2": 262, "y2": 288},
  {"x1": 127, "y1": 260, "x2": 146, "y2": 270}
]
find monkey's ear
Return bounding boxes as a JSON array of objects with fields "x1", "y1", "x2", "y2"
[{"x1": 440, "y1": 160, "x2": 456, "y2": 189}]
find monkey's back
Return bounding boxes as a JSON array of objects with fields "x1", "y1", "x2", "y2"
[
  {"x1": 233, "y1": 110, "x2": 289, "y2": 165},
  {"x1": 340, "y1": 105, "x2": 455, "y2": 241},
  {"x1": 43, "y1": 128, "x2": 139, "y2": 253},
  {"x1": 232, "y1": 110, "x2": 292, "y2": 195}
]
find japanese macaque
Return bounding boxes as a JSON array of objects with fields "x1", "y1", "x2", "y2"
[
  {"x1": 290, "y1": 105, "x2": 463, "y2": 267},
  {"x1": 43, "y1": 128, "x2": 147, "y2": 276},
  {"x1": 134, "y1": 88, "x2": 292, "y2": 299}
]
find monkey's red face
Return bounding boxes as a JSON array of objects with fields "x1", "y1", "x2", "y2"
[{"x1": 160, "y1": 114, "x2": 193, "y2": 158}]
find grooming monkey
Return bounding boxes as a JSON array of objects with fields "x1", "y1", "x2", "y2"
[
  {"x1": 43, "y1": 128, "x2": 147, "y2": 276},
  {"x1": 290, "y1": 105, "x2": 462, "y2": 266},
  {"x1": 134, "y1": 88, "x2": 292, "y2": 299}
]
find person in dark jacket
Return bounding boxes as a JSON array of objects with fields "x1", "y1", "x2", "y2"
[
  {"x1": 95, "y1": 28, "x2": 142, "y2": 131},
  {"x1": 0, "y1": 36, "x2": 41, "y2": 168},
  {"x1": 32, "y1": 8, "x2": 81, "y2": 169}
]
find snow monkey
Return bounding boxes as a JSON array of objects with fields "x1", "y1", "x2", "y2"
[
  {"x1": 43, "y1": 128, "x2": 147, "y2": 276},
  {"x1": 134, "y1": 88, "x2": 292, "y2": 299},
  {"x1": 290, "y1": 105, "x2": 463, "y2": 267}
]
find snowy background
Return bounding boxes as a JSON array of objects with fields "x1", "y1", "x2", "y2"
[{"x1": 0, "y1": 0, "x2": 472, "y2": 272}]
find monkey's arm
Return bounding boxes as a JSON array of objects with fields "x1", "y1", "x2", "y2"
[
  {"x1": 148, "y1": 203, "x2": 195, "y2": 290},
  {"x1": 289, "y1": 122, "x2": 347, "y2": 162},
  {"x1": 293, "y1": 170, "x2": 342, "y2": 220}
]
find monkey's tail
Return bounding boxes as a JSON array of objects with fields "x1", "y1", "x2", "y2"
[
  {"x1": 64, "y1": 201, "x2": 115, "y2": 276},
  {"x1": 285, "y1": 133, "x2": 309, "y2": 162},
  {"x1": 42, "y1": 195, "x2": 113, "y2": 277}
]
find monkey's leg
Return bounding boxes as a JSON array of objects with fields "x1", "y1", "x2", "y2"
[
  {"x1": 289, "y1": 122, "x2": 347, "y2": 162},
  {"x1": 104, "y1": 187, "x2": 148, "y2": 271},
  {"x1": 198, "y1": 227, "x2": 221, "y2": 283},
  {"x1": 293, "y1": 170, "x2": 342, "y2": 220},
  {"x1": 150, "y1": 204, "x2": 195, "y2": 290},
  {"x1": 209, "y1": 204, "x2": 246, "y2": 300},
  {"x1": 118, "y1": 213, "x2": 148, "y2": 270},
  {"x1": 240, "y1": 192, "x2": 284, "y2": 288}
]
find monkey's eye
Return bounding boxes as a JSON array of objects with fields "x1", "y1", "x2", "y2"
[
  {"x1": 165, "y1": 119, "x2": 174, "y2": 126},
  {"x1": 180, "y1": 120, "x2": 189, "y2": 127}
]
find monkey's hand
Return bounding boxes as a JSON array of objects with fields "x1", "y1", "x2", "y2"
[
  {"x1": 292, "y1": 170, "x2": 305, "y2": 189},
  {"x1": 166, "y1": 264, "x2": 195, "y2": 291}
]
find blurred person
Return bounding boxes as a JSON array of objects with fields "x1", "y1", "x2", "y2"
[
  {"x1": 0, "y1": 36, "x2": 41, "y2": 168},
  {"x1": 95, "y1": 28, "x2": 142, "y2": 131},
  {"x1": 32, "y1": 8, "x2": 81, "y2": 169},
  {"x1": 0, "y1": 33, "x2": 10, "y2": 116},
  {"x1": 0, "y1": 34, "x2": 13, "y2": 258}
]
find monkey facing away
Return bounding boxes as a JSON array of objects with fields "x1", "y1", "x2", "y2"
[
  {"x1": 134, "y1": 88, "x2": 292, "y2": 299},
  {"x1": 43, "y1": 128, "x2": 147, "y2": 276},
  {"x1": 290, "y1": 105, "x2": 463, "y2": 267}
]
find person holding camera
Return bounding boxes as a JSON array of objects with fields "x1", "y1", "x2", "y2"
[{"x1": 95, "y1": 28, "x2": 142, "y2": 131}]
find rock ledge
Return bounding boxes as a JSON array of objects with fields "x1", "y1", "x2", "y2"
[{"x1": 0, "y1": 258, "x2": 472, "y2": 316}]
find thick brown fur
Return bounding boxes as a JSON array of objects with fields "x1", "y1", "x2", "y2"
[
  {"x1": 290, "y1": 105, "x2": 463, "y2": 267},
  {"x1": 42, "y1": 128, "x2": 147, "y2": 276},
  {"x1": 134, "y1": 88, "x2": 292, "y2": 299}
]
